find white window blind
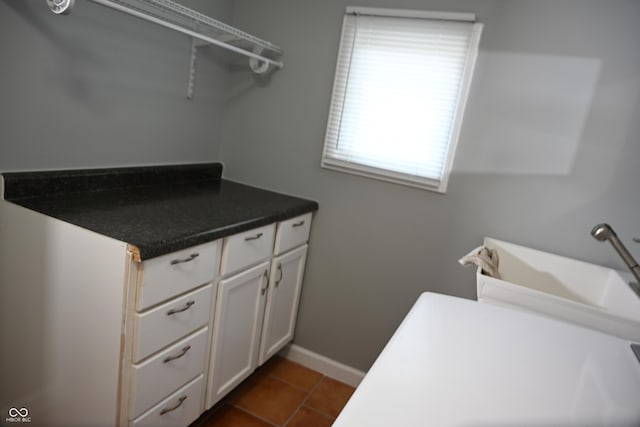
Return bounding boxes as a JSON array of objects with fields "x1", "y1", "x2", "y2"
[{"x1": 322, "y1": 8, "x2": 483, "y2": 192}]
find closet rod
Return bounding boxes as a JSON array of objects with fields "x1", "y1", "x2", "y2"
[{"x1": 89, "y1": 0, "x2": 284, "y2": 69}]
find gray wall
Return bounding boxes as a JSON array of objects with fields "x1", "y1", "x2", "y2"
[
  {"x1": 222, "y1": 0, "x2": 640, "y2": 371},
  {"x1": 2, "y1": 0, "x2": 639, "y2": 373},
  {"x1": 0, "y1": 0, "x2": 231, "y2": 171}
]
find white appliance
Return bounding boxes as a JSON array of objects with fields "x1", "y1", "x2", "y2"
[{"x1": 333, "y1": 292, "x2": 640, "y2": 426}]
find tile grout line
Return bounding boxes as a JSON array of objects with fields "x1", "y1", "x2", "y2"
[
  {"x1": 281, "y1": 374, "x2": 326, "y2": 427},
  {"x1": 264, "y1": 372, "x2": 319, "y2": 394},
  {"x1": 228, "y1": 369, "x2": 323, "y2": 427},
  {"x1": 291, "y1": 374, "x2": 354, "y2": 420},
  {"x1": 299, "y1": 402, "x2": 340, "y2": 421},
  {"x1": 208, "y1": 359, "x2": 345, "y2": 427},
  {"x1": 228, "y1": 403, "x2": 280, "y2": 427}
]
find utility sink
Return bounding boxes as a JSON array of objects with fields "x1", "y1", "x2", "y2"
[{"x1": 477, "y1": 238, "x2": 640, "y2": 342}]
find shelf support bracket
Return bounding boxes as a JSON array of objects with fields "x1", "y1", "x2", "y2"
[
  {"x1": 46, "y1": 0, "x2": 75, "y2": 14},
  {"x1": 249, "y1": 47, "x2": 269, "y2": 74},
  {"x1": 187, "y1": 38, "x2": 198, "y2": 100}
]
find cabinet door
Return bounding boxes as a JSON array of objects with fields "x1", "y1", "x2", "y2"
[
  {"x1": 258, "y1": 245, "x2": 308, "y2": 366},
  {"x1": 206, "y1": 262, "x2": 269, "y2": 408}
]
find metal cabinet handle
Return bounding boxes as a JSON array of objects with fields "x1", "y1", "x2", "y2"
[
  {"x1": 245, "y1": 232, "x2": 263, "y2": 241},
  {"x1": 292, "y1": 220, "x2": 305, "y2": 228},
  {"x1": 167, "y1": 300, "x2": 195, "y2": 316},
  {"x1": 163, "y1": 345, "x2": 191, "y2": 363},
  {"x1": 634, "y1": 237, "x2": 640, "y2": 243},
  {"x1": 275, "y1": 264, "x2": 283, "y2": 287},
  {"x1": 261, "y1": 270, "x2": 269, "y2": 295},
  {"x1": 170, "y1": 253, "x2": 199, "y2": 265},
  {"x1": 160, "y1": 395, "x2": 187, "y2": 415}
]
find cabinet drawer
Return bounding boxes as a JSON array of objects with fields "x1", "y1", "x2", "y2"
[
  {"x1": 130, "y1": 327, "x2": 208, "y2": 419},
  {"x1": 274, "y1": 213, "x2": 312, "y2": 255},
  {"x1": 130, "y1": 374, "x2": 204, "y2": 427},
  {"x1": 220, "y1": 224, "x2": 275, "y2": 277},
  {"x1": 133, "y1": 284, "x2": 214, "y2": 363},
  {"x1": 137, "y1": 241, "x2": 218, "y2": 312}
]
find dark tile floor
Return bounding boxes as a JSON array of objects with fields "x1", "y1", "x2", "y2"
[{"x1": 192, "y1": 357, "x2": 356, "y2": 427}]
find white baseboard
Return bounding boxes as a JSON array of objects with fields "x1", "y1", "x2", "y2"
[{"x1": 278, "y1": 344, "x2": 366, "y2": 388}]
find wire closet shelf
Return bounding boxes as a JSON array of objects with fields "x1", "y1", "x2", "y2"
[{"x1": 46, "y1": 0, "x2": 284, "y2": 98}]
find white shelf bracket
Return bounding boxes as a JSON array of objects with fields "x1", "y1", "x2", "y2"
[
  {"x1": 249, "y1": 47, "x2": 269, "y2": 75},
  {"x1": 187, "y1": 37, "x2": 198, "y2": 100},
  {"x1": 46, "y1": 0, "x2": 75, "y2": 14}
]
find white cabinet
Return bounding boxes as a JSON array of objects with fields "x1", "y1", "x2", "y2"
[
  {"x1": 0, "y1": 194, "x2": 312, "y2": 427},
  {"x1": 126, "y1": 240, "x2": 218, "y2": 427},
  {"x1": 0, "y1": 200, "x2": 131, "y2": 427},
  {"x1": 207, "y1": 262, "x2": 270, "y2": 404},
  {"x1": 206, "y1": 213, "x2": 312, "y2": 408},
  {"x1": 259, "y1": 244, "x2": 308, "y2": 365}
]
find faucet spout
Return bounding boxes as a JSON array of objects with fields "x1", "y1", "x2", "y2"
[{"x1": 591, "y1": 223, "x2": 640, "y2": 297}]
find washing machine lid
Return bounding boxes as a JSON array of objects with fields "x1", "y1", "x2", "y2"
[{"x1": 334, "y1": 292, "x2": 640, "y2": 427}]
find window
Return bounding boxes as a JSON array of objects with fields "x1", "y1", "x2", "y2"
[{"x1": 321, "y1": 7, "x2": 483, "y2": 193}]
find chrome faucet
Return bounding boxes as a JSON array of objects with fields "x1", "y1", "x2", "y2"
[{"x1": 591, "y1": 223, "x2": 640, "y2": 298}]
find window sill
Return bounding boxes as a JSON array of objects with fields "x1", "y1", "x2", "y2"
[{"x1": 320, "y1": 160, "x2": 448, "y2": 194}]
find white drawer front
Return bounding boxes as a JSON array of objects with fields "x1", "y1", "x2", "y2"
[
  {"x1": 130, "y1": 327, "x2": 208, "y2": 419},
  {"x1": 220, "y1": 224, "x2": 275, "y2": 277},
  {"x1": 130, "y1": 374, "x2": 204, "y2": 427},
  {"x1": 137, "y1": 241, "x2": 218, "y2": 311},
  {"x1": 133, "y1": 284, "x2": 214, "y2": 363},
  {"x1": 274, "y1": 213, "x2": 312, "y2": 255}
]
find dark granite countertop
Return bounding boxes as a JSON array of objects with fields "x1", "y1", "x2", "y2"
[{"x1": 1, "y1": 163, "x2": 318, "y2": 260}]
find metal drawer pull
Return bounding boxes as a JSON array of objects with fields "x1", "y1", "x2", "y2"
[
  {"x1": 170, "y1": 253, "x2": 199, "y2": 265},
  {"x1": 634, "y1": 237, "x2": 640, "y2": 243},
  {"x1": 163, "y1": 345, "x2": 191, "y2": 363},
  {"x1": 292, "y1": 220, "x2": 305, "y2": 227},
  {"x1": 245, "y1": 232, "x2": 263, "y2": 241},
  {"x1": 160, "y1": 395, "x2": 187, "y2": 415},
  {"x1": 275, "y1": 264, "x2": 283, "y2": 287},
  {"x1": 167, "y1": 300, "x2": 195, "y2": 316}
]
